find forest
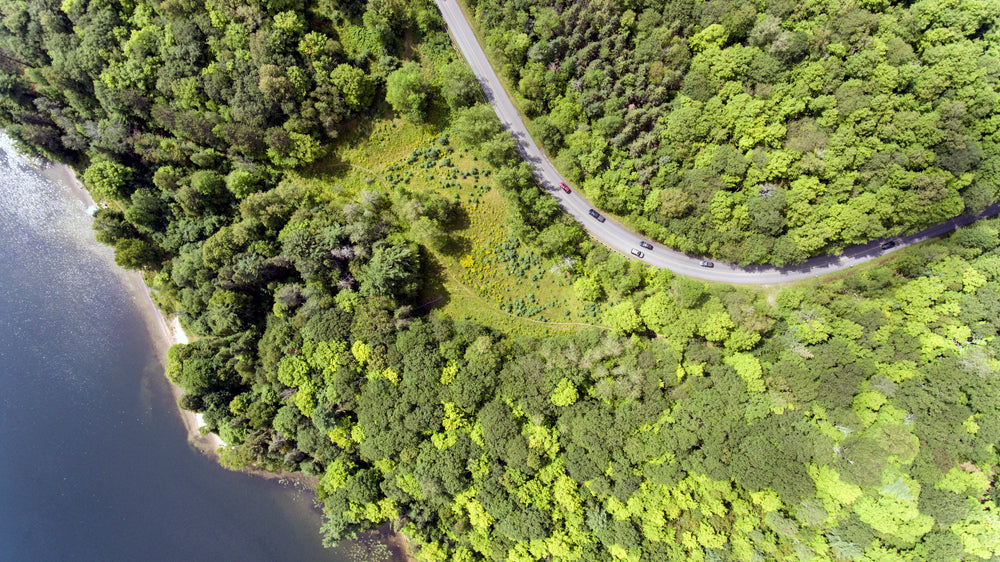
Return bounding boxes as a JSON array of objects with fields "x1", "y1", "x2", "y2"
[
  {"x1": 1, "y1": 0, "x2": 999, "y2": 560},
  {"x1": 470, "y1": 0, "x2": 1000, "y2": 264}
]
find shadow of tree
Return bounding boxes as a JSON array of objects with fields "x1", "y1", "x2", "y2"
[
  {"x1": 442, "y1": 233, "x2": 473, "y2": 258},
  {"x1": 414, "y1": 248, "x2": 452, "y2": 314},
  {"x1": 439, "y1": 204, "x2": 474, "y2": 256},
  {"x1": 297, "y1": 150, "x2": 351, "y2": 180}
]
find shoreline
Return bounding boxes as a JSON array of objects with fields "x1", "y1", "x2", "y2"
[
  {"x1": 38, "y1": 162, "x2": 226, "y2": 454},
  {"x1": 41, "y1": 159, "x2": 415, "y2": 562},
  {"x1": 39, "y1": 161, "x2": 322, "y2": 487}
]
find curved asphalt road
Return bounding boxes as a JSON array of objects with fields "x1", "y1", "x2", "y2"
[{"x1": 435, "y1": 0, "x2": 1000, "y2": 284}]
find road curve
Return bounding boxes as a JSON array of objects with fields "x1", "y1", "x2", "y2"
[{"x1": 434, "y1": 0, "x2": 1000, "y2": 284}]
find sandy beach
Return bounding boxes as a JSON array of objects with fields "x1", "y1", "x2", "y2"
[{"x1": 38, "y1": 161, "x2": 226, "y2": 455}]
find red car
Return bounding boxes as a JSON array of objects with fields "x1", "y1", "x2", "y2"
[{"x1": 559, "y1": 182, "x2": 571, "y2": 193}]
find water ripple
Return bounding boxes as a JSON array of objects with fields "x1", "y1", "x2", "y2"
[{"x1": 0, "y1": 133, "x2": 135, "y2": 393}]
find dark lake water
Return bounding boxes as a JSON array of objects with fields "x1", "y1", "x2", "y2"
[{"x1": 0, "y1": 136, "x2": 348, "y2": 561}]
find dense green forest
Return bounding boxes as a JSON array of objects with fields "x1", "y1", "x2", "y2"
[
  {"x1": 471, "y1": 0, "x2": 1000, "y2": 264},
  {"x1": 2, "y1": 0, "x2": 999, "y2": 561}
]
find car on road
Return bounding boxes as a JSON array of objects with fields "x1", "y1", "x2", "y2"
[
  {"x1": 880, "y1": 240, "x2": 896, "y2": 250},
  {"x1": 639, "y1": 241, "x2": 653, "y2": 250},
  {"x1": 588, "y1": 209, "x2": 606, "y2": 222},
  {"x1": 630, "y1": 248, "x2": 644, "y2": 258},
  {"x1": 559, "y1": 182, "x2": 571, "y2": 193},
  {"x1": 699, "y1": 260, "x2": 714, "y2": 268}
]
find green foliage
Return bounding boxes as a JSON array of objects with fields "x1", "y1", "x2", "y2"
[
  {"x1": 93, "y1": 210, "x2": 140, "y2": 245},
  {"x1": 385, "y1": 63, "x2": 430, "y2": 122},
  {"x1": 549, "y1": 378, "x2": 578, "y2": 407},
  {"x1": 226, "y1": 168, "x2": 266, "y2": 199},
  {"x1": 84, "y1": 158, "x2": 134, "y2": 201},
  {"x1": 472, "y1": 0, "x2": 1000, "y2": 264},
  {"x1": 951, "y1": 504, "x2": 1000, "y2": 559},
  {"x1": 573, "y1": 276, "x2": 602, "y2": 302},
  {"x1": 329, "y1": 64, "x2": 374, "y2": 110},
  {"x1": 356, "y1": 244, "x2": 417, "y2": 297},
  {"x1": 601, "y1": 301, "x2": 644, "y2": 334},
  {"x1": 723, "y1": 352, "x2": 765, "y2": 393},
  {"x1": 451, "y1": 104, "x2": 504, "y2": 150},
  {"x1": 854, "y1": 492, "x2": 934, "y2": 545},
  {"x1": 409, "y1": 217, "x2": 447, "y2": 251},
  {"x1": 439, "y1": 60, "x2": 480, "y2": 111},
  {"x1": 113, "y1": 238, "x2": 165, "y2": 269}
]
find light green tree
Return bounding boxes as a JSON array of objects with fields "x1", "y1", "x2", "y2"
[
  {"x1": 440, "y1": 60, "x2": 480, "y2": 110},
  {"x1": 410, "y1": 217, "x2": 448, "y2": 251},
  {"x1": 638, "y1": 291, "x2": 677, "y2": 334},
  {"x1": 573, "y1": 276, "x2": 603, "y2": 301},
  {"x1": 386, "y1": 63, "x2": 429, "y2": 122},
  {"x1": 853, "y1": 493, "x2": 933, "y2": 545},
  {"x1": 84, "y1": 158, "x2": 134, "y2": 201},
  {"x1": 951, "y1": 504, "x2": 1000, "y2": 559},
  {"x1": 723, "y1": 352, "x2": 765, "y2": 393},
  {"x1": 550, "y1": 378, "x2": 579, "y2": 407},
  {"x1": 602, "y1": 301, "x2": 645, "y2": 334},
  {"x1": 330, "y1": 64, "x2": 374, "y2": 109}
]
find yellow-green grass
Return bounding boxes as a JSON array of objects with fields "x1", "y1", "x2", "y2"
[
  {"x1": 292, "y1": 116, "x2": 599, "y2": 335},
  {"x1": 287, "y1": 116, "x2": 438, "y2": 199},
  {"x1": 429, "y1": 189, "x2": 604, "y2": 337}
]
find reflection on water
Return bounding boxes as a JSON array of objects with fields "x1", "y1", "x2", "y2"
[{"x1": 0, "y1": 134, "x2": 344, "y2": 561}]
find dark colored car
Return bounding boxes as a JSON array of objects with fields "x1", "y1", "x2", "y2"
[
  {"x1": 880, "y1": 240, "x2": 896, "y2": 250},
  {"x1": 699, "y1": 260, "x2": 714, "y2": 268},
  {"x1": 630, "y1": 248, "x2": 645, "y2": 258},
  {"x1": 588, "y1": 209, "x2": 606, "y2": 222},
  {"x1": 639, "y1": 241, "x2": 653, "y2": 250},
  {"x1": 560, "y1": 182, "x2": 571, "y2": 193}
]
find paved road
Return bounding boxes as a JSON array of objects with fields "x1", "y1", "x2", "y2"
[{"x1": 435, "y1": 0, "x2": 1000, "y2": 284}]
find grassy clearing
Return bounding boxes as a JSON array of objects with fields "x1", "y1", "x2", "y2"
[
  {"x1": 299, "y1": 116, "x2": 598, "y2": 335},
  {"x1": 433, "y1": 189, "x2": 604, "y2": 337},
  {"x1": 290, "y1": 116, "x2": 439, "y2": 200}
]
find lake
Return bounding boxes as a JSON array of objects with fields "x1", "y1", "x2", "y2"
[{"x1": 0, "y1": 134, "x2": 355, "y2": 561}]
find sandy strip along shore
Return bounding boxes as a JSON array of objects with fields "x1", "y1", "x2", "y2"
[{"x1": 38, "y1": 161, "x2": 225, "y2": 454}]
